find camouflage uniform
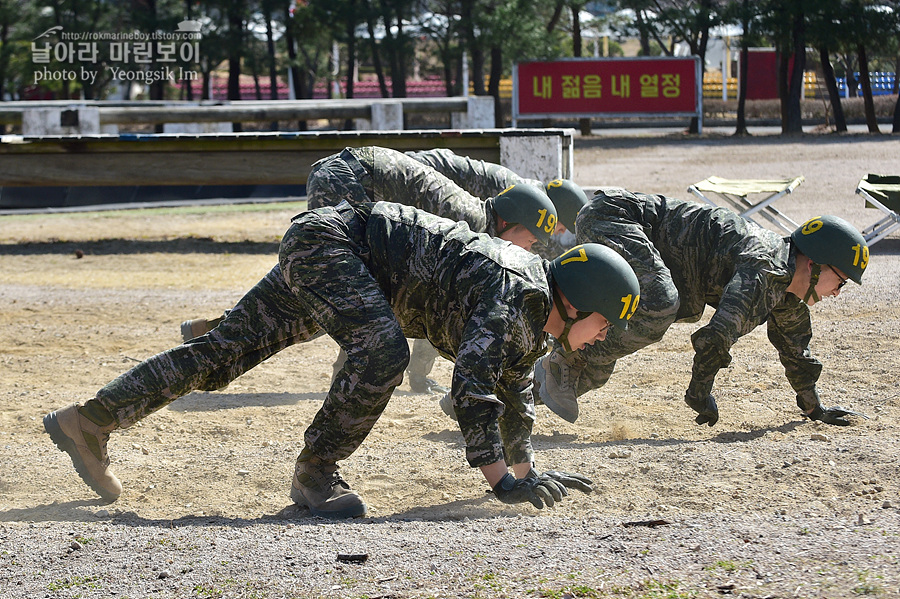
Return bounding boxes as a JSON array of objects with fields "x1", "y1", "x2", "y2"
[
  {"x1": 95, "y1": 201, "x2": 551, "y2": 468},
  {"x1": 306, "y1": 146, "x2": 499, "y2": 237},
  {"x1": 308, "y1": 146, "x2": 568, "y2": 381},
  {"x1": 562, "y1": 187, "x2": 822, "y2": 412},
  {"x1": 405, "y1": 148, "x2": 543, "y2": 200}
]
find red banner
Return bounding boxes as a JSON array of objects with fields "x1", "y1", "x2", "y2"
[{"x1": 514, "y1": 57, "x2": 700, "y2": 119}]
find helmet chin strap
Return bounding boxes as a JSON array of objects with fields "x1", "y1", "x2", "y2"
[
  {"x1": 803, "y1": 263, "x2": 822, "y2": 304},
  {"x1": 552, "y1": 287, "x2": 591, "y2": 353}
]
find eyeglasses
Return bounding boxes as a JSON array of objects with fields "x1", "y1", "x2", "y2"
[{"x1": 826, "y1": 265, "x2": 848, "y2": 289}]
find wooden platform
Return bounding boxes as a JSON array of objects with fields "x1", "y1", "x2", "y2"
[{"x1": 0, "y1": 129, "x2": 573, "y2": 189}]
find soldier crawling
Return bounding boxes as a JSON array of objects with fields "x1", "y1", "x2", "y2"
[
  {"x1": 534, "y1": 186, "x2": 871, "y2": 427},
  {"x1": 180, "y1": 146, "x2": 589, "y2": 394},
  {"x1": 43, "y1": 167, "x2": 639, "y2": 519}
]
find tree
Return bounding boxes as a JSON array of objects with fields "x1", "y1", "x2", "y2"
[
  {"x1": 721, "y1": 0, "x2": 754, "y2": 136},
  {"x1": 224, "y1": 0, "x2": 247, "y2": 102},
  {"x1": 415, "y1": 1, "x2": 464, "y2": 96},
  {"x1": 260, "y1": 0, "x2": 282, "y2": 100},
  {"x1": 643, "y1": 0, "x2": 722, "y2": 134},
  {"x1": 842, "y1": 0, "x2": 897, "y2": 133},
  {"x1": 807, "y1": 0, "x2": 849, "y2": 132},
  {"x1": 0, "y1": 0, "x2": 42, "y2": 103},
  {"x1": 756, "y1": 0, "x2": 807, "y2": 134},
  {"x1": 784, "y1": 0, "x2": 806, "y2": 134}
]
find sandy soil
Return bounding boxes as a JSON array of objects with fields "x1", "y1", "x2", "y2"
[{"x1": 1, "y1": 132, "x2": 899, "y2": 598}]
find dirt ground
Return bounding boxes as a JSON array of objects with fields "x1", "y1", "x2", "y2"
[{"x1": 1, "y1": 132, "x2": 899, "y2": 598}]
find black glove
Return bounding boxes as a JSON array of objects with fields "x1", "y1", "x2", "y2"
[
  {"x1": 806, "y1": 405, "x2": 869, "y2": 426},
  {"x1": 685, "y1": 392, "x2": 719, "y2": 426},
  {"x1": 492, "y1": 471, "x2": 567, "y2": 509},
  {"x1": 541, "y1": 470, "x2": 594, "y2": 494}
]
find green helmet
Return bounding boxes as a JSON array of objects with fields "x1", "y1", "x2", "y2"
[
  {"x1": 492, "y1": 183, "x2": 558, "y2": 245},
  {"x1": 545, "y1": 179, "x2": 588, "y2": 232},
  {"x1": 550, "y1": 243, "x2": 641, "y2": 329},
  {"x1": 790, "y1": 215, "x2": 869, "y2": 284}
]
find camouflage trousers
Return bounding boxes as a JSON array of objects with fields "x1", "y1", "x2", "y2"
[
  {"x1": 334, "y1": 338, "x2": 439, "y2": 382},
  {"x1": 565, "y1": 189, "x2": 681, "y2": 397},
  {"x1": 96, "y1": 202, "x2": 410, "y2": 464},
  {"x1": 305, "y1": 148, "x2": 373, "y2": 210},
  {"x1": 308, "y1": 149, "x2": 442, "y2": 381}
]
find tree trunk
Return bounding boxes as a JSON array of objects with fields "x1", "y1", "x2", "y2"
[
  {"x1": 461, "y1": 0, "x2": 485, "y2": 95},
  {"x1": 843, "y1": 55, "x2": 858, "y2": 97},
  {"x1": 365, "y1": 9, "x2": 389, "y2": 97},
  {"x1": 392, "y1": 14, "x2": 407, "y2": 98},
  {"x1": 227, "y1": 1, "x2": 245, "y2": 131},
  {"x1": 547, "y1": 0, "x2": 565, "y2": 33},
  {"x1": 856, "y1": 43, "x2": 879, "y2": 133},
  {"x1": 689, "y1": 0, "x2": 713, "y2": 135},
  {"x1": 378, "y1": 0, "x2": 403, "y2": 98},
  {"x1": 227, "y1": 2, "x2": 244, "y2": 101},
  {"x1": 735, "y1": 45, "x2": 749, "y2": 136},
  {"x1": 253, "y1": 67, "x2": 263, "y2": 100},
  {"x1": 778, "y1": 52, "x2": 791, "y2": 129},
  {"x1": 734, "y1": 0, "x2": 749, "y2": 136},
  {"x1": 489, "y1": 45, "x2": 503, "y2": 127},
  {"x1": 635, "y1": 10, "x2": 651, "y2": 56},
  {"x1": 571, "y1": 4, "x2": 591, "y2": 135},
  {"x1": 264, "y1": 5, "x2": 278, "y2": 100},
  {"x1": 284, "y1": 6, "x2": 309, "y2": 130},
  {"x1": 442, "y1": 48, "x2": 455, "y2": 96},
  {"x1": 783, "y1": 8, "x2": 805, "y2": 135},
  {"x1": 894, "y1": 51, "x2": 899, "y2": 94},
  {"x1": 818, "y1": 45, "x2": 847, "y2": 133},
  {"x1": 184, "y1": 0, "x2": 194, "y2": 100},
  {"x1": 344, "y1": 0, "x2": 356, "y2": 100},
  {"x1": 0, "y1": 22, "x2": 8, "y2": 101},
  {"x1": 892, "y1": 92, "x2": 900, "y2": 133}
]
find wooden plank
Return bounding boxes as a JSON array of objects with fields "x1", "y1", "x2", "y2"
[
  {"x1": 0, "y1": 131, "x2": 506, "y2": 187},
  {"x1": 0, "y1": 98, "x2": 472, "y2": 126}
]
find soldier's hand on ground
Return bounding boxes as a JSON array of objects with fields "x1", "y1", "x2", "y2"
[
  {"x1": 539, "y1": 469, "x2": 593, "y2": 494},
  {"x1": 492, "y1": 471, "x2": 566, "y2": 508},
  {"x1": 806, "y1": 405, "x2": 869, "y2": 426},
  {"x1": 685, "y1": 392, "x2": 719, "y2": 426}
]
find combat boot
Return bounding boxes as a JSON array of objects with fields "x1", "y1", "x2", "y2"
[
  {"x1": 290, "y1": 452, "x2": 367, "y2": 519},
  {"x1": 408, "y1": 372, "x2": 450, "y2": 395},
  {"x1": 180, "y1": 318, "x2": 213, "y2": 342},
  {"x1": 438, "y1": 392, "x2": 457, "y2": 421},
  {"x1": 180, "y1": 315, "x2": 225, "y2": 342},
  {"x1": 43, "y1": 403, "x2": 122, "y2": 502},
  {"x1": 533, "y1": 351, "x2": 580, "y2": 423}
]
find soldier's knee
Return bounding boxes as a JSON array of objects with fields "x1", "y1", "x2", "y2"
[{"x1": 365, "y1": 328, "x2": 410, "y2": 382}]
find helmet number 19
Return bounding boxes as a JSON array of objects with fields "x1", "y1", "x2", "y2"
[
  {"x1": 852, "y1": 243, "x2": 869, "y2": 270},
  {"x1": 619, "y1": 294, "x2": 640, "y2": 321},
  {"x1": 535, "y1": 209, "x2": 557, "y2": 235}
]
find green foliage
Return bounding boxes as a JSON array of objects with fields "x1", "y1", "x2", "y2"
[
  {"x1": 704, "y1": 559, "x2": 752, "y2": 572},
  {"x1": 853, "y1": 569, "x2": 884, "y2": 596},
  {"x1": 3, "y1": 0, "x2": 897, "y2": 113},
  {"x1": 47, "y1": 575, "x2": 102, "y2": 591}
]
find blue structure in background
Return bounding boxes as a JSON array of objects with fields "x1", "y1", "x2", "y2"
[{"x1": 835, "y1": 72, "x2": 897, "y2": 97}]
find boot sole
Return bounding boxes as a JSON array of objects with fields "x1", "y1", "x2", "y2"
[
  {"x1": 534, "y1": 359, "x2": 580, "y2": 423},
  {"x1": 290, "y1": 485, "x2": 367, "y2": 519},
  {"x1": 44, "y1": 411, "x2": 120, "y2": 503},
  {"x1": 180, "y1": 320, "x2": 194, "y2": 342}
]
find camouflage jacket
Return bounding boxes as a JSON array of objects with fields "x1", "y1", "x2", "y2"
[
  {"x1": 360, "y1": 201, "x2": 552, "y2": 468},
  {"x1": 405, "y1": 148, "x2": 543, "y2": 199},
  {"x1": 578, "y1": 190, "x2": 822, "y2": 410},
  {"x1": 343, "y1": 146, "x2": 500, "y2": 238},
  {"x1": 406, "y1": 148, "x2": 569, "y2": 260}
]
